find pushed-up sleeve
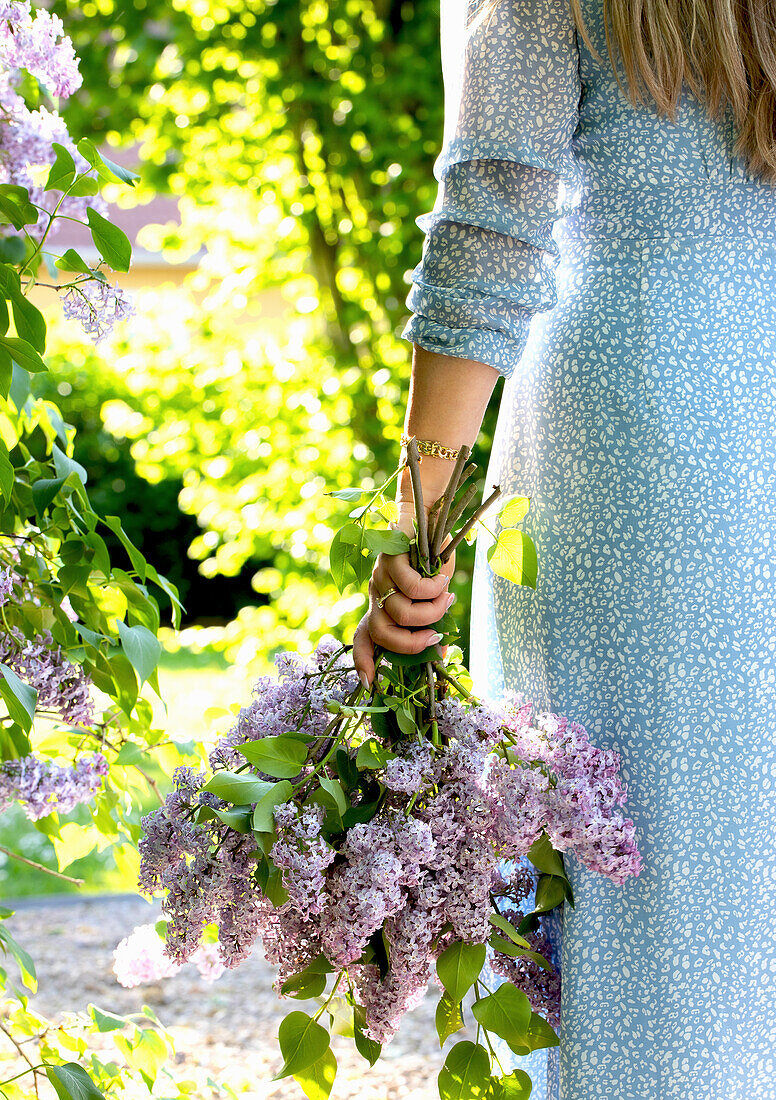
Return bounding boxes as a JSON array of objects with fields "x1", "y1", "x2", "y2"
[{"x1": 400, "y1": 0, "x2": 583, "y2": 378}]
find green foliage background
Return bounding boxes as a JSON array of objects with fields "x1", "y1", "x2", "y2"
[{"x1": 46, "y1": 0, "x2": 502, "y2": 661}]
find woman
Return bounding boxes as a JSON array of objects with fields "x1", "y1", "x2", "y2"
[{"x1": 353, "y1": 1, "x2": 776, "y2": 1098}]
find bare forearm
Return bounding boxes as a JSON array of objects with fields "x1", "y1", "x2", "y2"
[{"x1": 397, "y1": 343, "x2": 501, "y2": 506}]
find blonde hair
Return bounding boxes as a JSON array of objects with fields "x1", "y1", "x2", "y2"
[
  {"x1": 569, "y1": 0, "x2": 776, "y2": 183},
  {"x1": 476, "y1": 0, "x2": 776, "y2": 184}
]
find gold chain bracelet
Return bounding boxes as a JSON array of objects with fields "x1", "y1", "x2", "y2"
[{"x1": 400, "y1": 434, "x2": 461, "y2": 462}]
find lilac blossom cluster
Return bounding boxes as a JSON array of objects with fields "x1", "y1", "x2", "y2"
[
  {"x1": 500, "y1": 696, "x2": 642, "y2": 885},
  {"x1": 113, "y1": 923, "x2": 225, "y2": 988},
  {"x1": 61, "y1": 278, "x2": 134, "y2": 346},
  {"x1": 0, "y1": 624, "x2": 95, "y2": 726},
  {"x1": 0, "y1": 1, "x2": 99, "y2": 241},
  {"x1": 137, "y1": 640, "x2": 642, "y2": 1045},
  {"x1": 0, "y1": 751, "x2": 107, "y2": 820},
  {"x1": 0, "y1": 1, "x2": 133, "y2": 343}
]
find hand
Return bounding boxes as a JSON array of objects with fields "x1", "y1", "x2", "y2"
[{"x1": 352, "y1": 504, "x2": 456, "y2": 689}]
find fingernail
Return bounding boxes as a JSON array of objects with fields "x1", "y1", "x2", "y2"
[
  {"x1": 445, "y1": 592, "x2": 456, "y2": 609},
  {"x1": 442, "y1": 574, "x2": 451, "y2": 587},
  {"x1": 428, "y1": 632, "x2": 443, "y2": 645},
  {"x1": 358, "y1": 671, "x2": 370, "y2": 690}
]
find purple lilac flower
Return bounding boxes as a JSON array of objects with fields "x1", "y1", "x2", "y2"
[
  {"x1": 489, "y1": 909, "x2": 562, "y2": 1029},
  {"x1": 209, "y1": 639, "x2": 358, "y2": 772},
  {"x1": 320, "y1": 811, "x2": 435, "y2": 967},
  {"x1": 383, "y1": 741, "x2": 435, "y2": 793},
  {"x1": 0, "y1": 751, "x2": 107, "y2": 820},
  {"x1": 61, "y1": 280, "x2": 134, "y2": 344},
  {"x1": 0, "y1": 566, "x2": 14, "y2": 606},
  {"x1": 271, "y1": 802, "x2": 336, "y2": 915},
  {"x1": 0, "y1": 625, "x2": 94, "y2": 726},
  {"x1": 0, "y1": 3, "x2": 81, "y2": 97}
]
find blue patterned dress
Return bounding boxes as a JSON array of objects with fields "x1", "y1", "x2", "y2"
[{"x1": 400, "y1": 1, "x2": 776, "y2": 1098}]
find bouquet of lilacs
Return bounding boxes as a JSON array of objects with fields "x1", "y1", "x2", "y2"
[{"x1": 138, "y1": 440, "x2": 642, "y2": 1100}]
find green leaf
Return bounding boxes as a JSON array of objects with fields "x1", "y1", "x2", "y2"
[
  {"x1": 487, "y1": 529, "x2": 538, "y2": 588},
  {"x1": 435, "y1": 992, "x2": 464, "y2": 1046},
  {"x1": 281, "y1": 969, "x2": 327, "y2": 1000},
  {"x1": 363, "y1": 527, "x2": 411, "y2": 555},
  {"x1": 280, "y1": 957, "x2": 332, "y2": 999},
  {"x1": 252, "y1": 778, "x2": 293, "y2": 832},
  {"x1": 32, "y1": 475, "x2": 66, "y2": 513},
  {"x1": 235, "y1": 734, "x2": 307, "y2": 779},
  {"x1": 533, "y1": 874, "x2": 567, "y2": 913},
  {"x1": 261, "y1": 861, "x2": 289, "y2": 906},
  {"x1": 86, "y1": 206, "x2": 131, "y2": 272},
  {"x1": 116, "y1": 621, "x2": 161, "y2": 686},
  {"x1": 0, "y1": 235, "x2": 25, "y2": 265},
  {"x1": 334, "y1": 748, "x2": 360, "y2": 790},
  {"x1": 68, "y1": 176, "x2": 100, "y2": 197},
  {"x1": 293, "y1": 1047, "x2": 337, "y2": 1100},
  {"x1": 471, "y1": 984, "x2": 532, "y2": 1050},
  {"x1": 0, "y1": 444, "x2": 13, "y2": 501},
  {"x1": 202, "y1": 770, "x2": 275, "y2": 804},
  {"x1": 488, "y1": 913, "x2": 531, "y2": 948},
  {"x1": 438, "y1": 1041, "x2": 491, "y2": 1100},
  {"x1": 145, "y1": 563, "x2": 184, "y2": 627},
  {"x1": 488, "y1": 934, "x2": 555, "y2": 972},
  {"x1": 88, "y1": 1004, "x2": 128, "y2": 1033},
  {"x1": 495, "y1": 1070, "x2": 533, "y2": 1098},
  {"x1": 52, "y1": 443, "x2": 87, "y2": 486},
  {"x1": 45, "y1": 1063, "x2": 104, "y2": 1100},
  {"x1": 318, "y1": 776, "x2": 347, "y2": 815},
  {"x1": 0, "y1": 924, "x2": 37, "y2": 991},
  {"x1": 76, "y1": 138, "x2": 139, "y2": 186},
  {"x1": 329, "y1": 522, "x2": 368, "y2": 592},
  {"x1": 213, "y1": 806, "x2": 253, "y2": 833},
  {"x1": 55, "y1": 248, "x2": 93, "y2": 275},
  {"x1": 353, "y1": 1006, "x2": 382, "y2": 1065},
  {"x1": 527, "y1": 832, "x2": 568, "y2": 879},
  {"x1": 355, "y1": 738, "x2": 396, "y2": 769},
  {"x1": 9, "y1": 290, "x2": 46, "y2": 352},
  {"x1": 327, "y1": 487, "x2": 369, "y2": 501},
  {"x1": 0, "y1": 184, "x2": 38, "y2": 229},
  {"x1": 498, "y1": 495, "x2": 530, "y2": 527},
  {"x1": 0, "y1": 335, "x2": 46, "y2": 373},
  {"x1": 381, "y1": 643, "x2": 440, "y2": 667},
  {"x1": 0, "y1": 663, "x2": 37, "y2": 732},
  {"x1": 45, "y1": 143, "x2": 76, "y2": 192},
  {"x1": 273, "y1": 1011, "x2": 330, "y2": 1080},
  {"x1": 511, "y1": 1012, "x2": 559, "y2": 1055},
  {"x1": 102, "y1": 515, "x2": 147, "y2": 580},
  {"x1": 436, "y1": 941, "x2": 486, "y2": 1004}
]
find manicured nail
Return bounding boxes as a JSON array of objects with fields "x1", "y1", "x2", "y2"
[
  {"x1": 445, "y1": 592, "x2": 456, "y2": 609},
  {"x1": 428, "y1": 632, "x2": 443, "y2": 645},
  {"x1": 358, "y1": 671, "x2": 369, "y2": 690},
  {"x1": 442, "y1": 574, "x2": 451, "y2": 587}
]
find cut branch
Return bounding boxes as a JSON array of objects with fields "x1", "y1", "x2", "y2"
[
  {"x1": 439, "y1": 485, "x2": 502, "y2": 563},
  {"x1": 405, "y1": 438, "x2": 430, "y2": 569},
  {"x1": 429, "y1": 445, "x2": 471, "y2": 560}
]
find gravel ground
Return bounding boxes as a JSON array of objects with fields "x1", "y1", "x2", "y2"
[{"x1": 5, "y1": 894, "x2": 477, "y2": 1099}]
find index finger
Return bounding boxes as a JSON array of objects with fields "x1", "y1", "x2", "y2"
[{"x1": 382, "y1": 553, "x2": 451, "y2": 601}]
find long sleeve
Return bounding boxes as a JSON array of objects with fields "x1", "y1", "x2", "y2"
[{"x1": 401, "y1": 0, "x2": 583, "y2": 378}]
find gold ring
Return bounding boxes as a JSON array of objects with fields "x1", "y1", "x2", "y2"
[{"x1": 376, "y1": 587, "x2": 398, "y2": 609}]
